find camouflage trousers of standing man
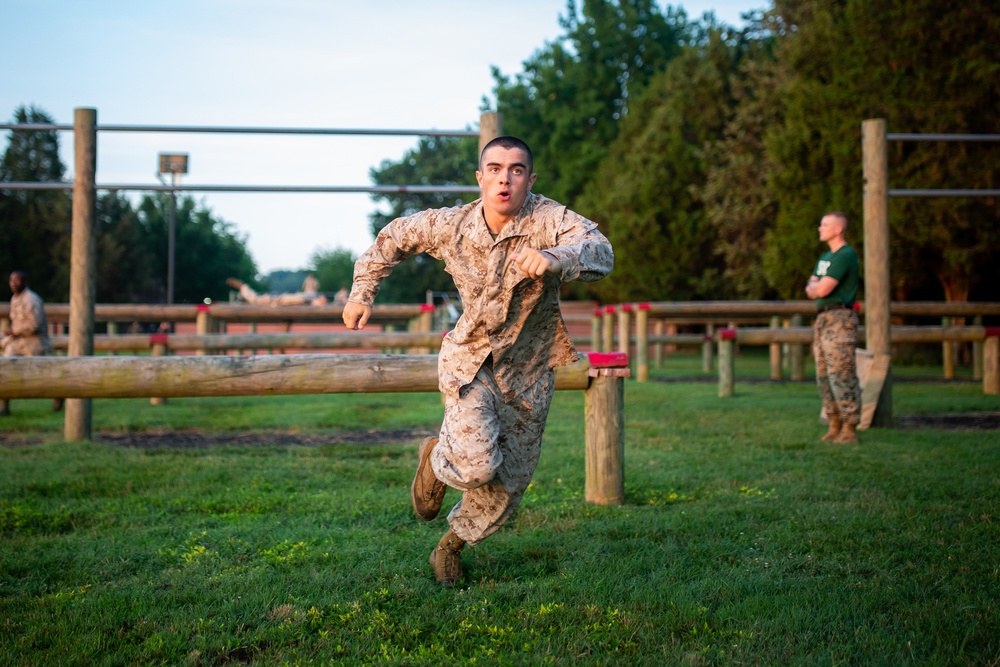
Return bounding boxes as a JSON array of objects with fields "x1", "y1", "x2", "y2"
[{"x1": 813, "y1": 309, "x2": 861, "y2": 426}]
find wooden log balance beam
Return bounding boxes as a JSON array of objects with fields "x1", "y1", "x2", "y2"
[
  {"x1": 48, "y1": 331, "x2": 447, "y2": 353},
  {"x1": 715, "y1": 326, "x2": 1000, "y2": 396},
  {"x1": 0, "y1": 351, "x2": 631, "y2": 505}
]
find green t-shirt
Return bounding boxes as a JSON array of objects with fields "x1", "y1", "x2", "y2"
[{"x1": 814, "y1": 244, "x2": 859, "y2": 308}]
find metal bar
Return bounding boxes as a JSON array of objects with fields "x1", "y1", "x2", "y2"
[
  {"x1": 887, "y1": 133, "x2": 1000, "y2": 141},
  {"x1": 0, "y1": 182, "x2": 480, "y2": 194},
  {"x1": 0, "y1": 122, "x2": 477, "y2": 137},
  {"x1": 888, "y1": 189, "x2": 1000, "y2": 197}
]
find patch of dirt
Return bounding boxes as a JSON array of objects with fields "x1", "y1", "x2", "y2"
[
  {"x1": 0, "y1": 428, "x2": 436, "y2": 449},
  {"x1": 894, "y1": 412, "x2": 1000, "y2": 431}
]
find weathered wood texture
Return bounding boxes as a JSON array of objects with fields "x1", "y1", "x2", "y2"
[
  {"x1": 584, "y1": 374, "x2": 625, "y2": 505},
  {"x1": 0, "y1": 354, "x2": 592, "y2": 399},
  {"x1": 66, "y1": 107, "x2": 97, "y2": 442}
]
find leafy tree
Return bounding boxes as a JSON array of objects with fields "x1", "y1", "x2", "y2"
[
  {"x1": 760, "y1": 0, "x2": 1000, "y2": 301},
  {"x1": 94, "y1": 191, "x2": 157, "y2": 302},
  {"x1": 491, "y1": 0, "x2": 691, "y2": 206},
  {"x1": 577, "y1": 22, "x2": 745, "y2": 302},
  {"x1": 310, "y1": 247, "x2": 355, "y2": 296},
  {"x1": 701, "y1": 12, "x2": 784, "y2": 299},
  {"x1": 366, "y1": 135, "x2": 478, "y2": 303},
  {"x1": 0, "y1": 105, "x2": 71, "y2": 301},
  {"x1": 136, "y1": 194, "x2": 257, "y2": 303}
]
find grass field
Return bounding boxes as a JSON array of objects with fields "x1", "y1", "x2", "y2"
[{"x1": 1, "y1": 352, "x2": 998, "y2": 666}]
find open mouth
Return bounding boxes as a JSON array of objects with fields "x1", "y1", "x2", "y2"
[{"x1": 498, "y1": 189, "x2": 510, "y2": 201}]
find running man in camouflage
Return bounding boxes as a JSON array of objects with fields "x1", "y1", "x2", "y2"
[
  {"x1": 343, "y1": 136, "x2": 614, "y2": 586},
  {"x1": 806, "y1": 211, "x2": 861, "y2": 444}
]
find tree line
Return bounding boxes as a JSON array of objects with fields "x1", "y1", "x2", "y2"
[
  {"x1": 3, "y1": 0, "x2": 997, "y2": 306},
  {"x1": 367, "y1": 0, "x2": 999, "y2": 304},
  {"x1": 0, "y1": 107, "x2": 258, "y2": 304}
]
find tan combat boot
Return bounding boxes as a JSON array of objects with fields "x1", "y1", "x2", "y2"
[
  {"x1": 821, "y1": 415, "x2": 843, "y2": 442},
  {"x1": 411, "y1": 437, "x2": 446, "y2": 521},
  {"x1": 429, "y1": 528, "x2": 466, "y2": 587},
  {"x1": 834, "y1": 423, "x2": 858, "y2": 444}
]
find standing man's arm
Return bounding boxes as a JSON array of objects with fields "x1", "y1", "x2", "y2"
[{"x1": 806, "y1": 276, "x2": 839, "y2": 299}]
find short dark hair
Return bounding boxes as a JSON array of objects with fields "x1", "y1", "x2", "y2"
[
  {"x1": 9, "y1": 270, "x2": 27, "y2": 281},
  {"x1": 480, "y1": 136, "x2": 533, "y2": 174},
  {"x1": 824, "y1": 211, "x2": 849, "y2": 231}
]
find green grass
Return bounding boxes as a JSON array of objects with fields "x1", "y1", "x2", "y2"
[{"x1": 1, "y1": 352, "x2": 998, "y2": 666}]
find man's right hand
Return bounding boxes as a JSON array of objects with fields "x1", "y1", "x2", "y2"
[{"x1": 343, "y1": 301, "x2": 371, "y2": 330}]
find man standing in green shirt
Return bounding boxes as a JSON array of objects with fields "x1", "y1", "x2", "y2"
[{"x1": 805, "y1": 211, "x2": 861, "y2": 444}]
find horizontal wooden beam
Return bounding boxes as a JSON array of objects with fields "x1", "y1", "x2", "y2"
[
  {"x1": 0, "y1": 353, "x2": 592, "y2": 399},
  {"x1": 49, "y1": 331, "x2": 446, "y2": 352}
]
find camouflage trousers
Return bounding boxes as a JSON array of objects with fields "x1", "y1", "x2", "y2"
[
  {"x1": 431, "y1": 360, "x2": 555, "y2": 546},
  {"x1": 813, "y1": 309, "x2": 861, "y2": 425}
]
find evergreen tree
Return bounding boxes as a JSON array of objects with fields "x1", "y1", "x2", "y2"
[
  {"x1": 491, "y1": 0, "x2": 691, "y2": 207},
  {"x1": 0, "y1": 105, "x2": 71, "y2": 300},
  {"x1": 578, "y1": 22, "x2": 745, "y2": 302},
  {"x1": 365, "y1": 135, "x2": 477, "y2": 303},
  {"x1": 136, "y1": 194, "x2": 257, "y2": 303}
]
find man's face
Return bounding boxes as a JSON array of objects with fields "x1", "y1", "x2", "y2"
[
  {"x1": 818, "y1": 215, "x2": 843, "y2": 243},
  {"x1": 9, "y1": 273, "x2": 25, "y2": 294},
  {"x1": 476, "y1": 146, "x2": 537, "y2": 221}
]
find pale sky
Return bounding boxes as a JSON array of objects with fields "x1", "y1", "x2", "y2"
[{"x1": 2, "y1": 0, "x2": 762, "y2": 275}]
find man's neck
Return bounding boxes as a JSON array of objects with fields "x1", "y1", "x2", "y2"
[
  {"x1": 482, "y1": 209, "x2": 516, "y2": 236},
  {"x1": 827, "y1": 237, "x2": 847, "y2": 253}
]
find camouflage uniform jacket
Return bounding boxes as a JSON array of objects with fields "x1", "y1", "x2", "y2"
[
  {"x1": 4, "y1": 287, "x2": 53, "y2": 355},
  {"x1": 349, "y1": 193, "x2": 614, "y2": 400}
]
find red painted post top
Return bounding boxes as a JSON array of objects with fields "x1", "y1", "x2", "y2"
[
  {"x1": 149, "y1": 333, "x2": 169, "y2": 345},
  {"x1": 853, "y1": 301, "x2": 861, "y2": 311},
  {"x1": 588, "y1": 352, "x2": 630, "y2": 368},
  {"x1": 195, "y1": 304, "x2": 210, "y2": 312},
  {"x1": 593, "y1": 308, "x2": 604, "y2": 317},
  {"x1": 719, "y1": 328, "x2": 738, "y2": 341},
  {"x1": 985, "y1": 327, "x2": 1000, "y2": 337},
  {"x1": 621, "y1": 303, "x2": 634, "y2": 313},
  {"x1": 638, "y1": 302, "x2": 651, "y2": 311},
  {"x1": 605, "y1": 305, "x2": 616, "y2": 314},
  {"x1": 420, "y1": 304, "x2": 436, "y2": 312}
]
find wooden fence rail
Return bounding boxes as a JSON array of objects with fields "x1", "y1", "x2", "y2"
[
  {"x1": 714, "y1": 326, "x2": 1000, "y2": 396},
  {"x1": 0, "y1": 352, "x2": 630, "y2": 506}
]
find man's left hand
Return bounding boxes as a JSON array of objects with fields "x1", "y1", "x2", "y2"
[{"x1": 512, "y1": 249, "x2": 561, "y2": 279}]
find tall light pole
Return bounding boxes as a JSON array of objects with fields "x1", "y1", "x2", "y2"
[{"x1": 157, "y1": 153, "x2": 188, "y2": 304}]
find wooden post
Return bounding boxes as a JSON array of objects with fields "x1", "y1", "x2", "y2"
[
  {"x1": 941, "y1": 316, "x2": 955, "y2": 379},
  {"x1": 65, "y1": 107, "x2": 97, "y2": 442},
  {"x1": 150, "y1": 334, "x2": 168, "y2": 406},
  {"x1": 984, "y1": 330, "x2": 999, "y2": 395},
  {"x1": 591, "y1": 307, "x2": 603, "y2": 352},
  {"x1": 635, "y1": 303, "x2": 649, "y2": 382},
  {"x1": 106, "y1": 321, "x2": 118, "y2": 356},
  {"x1": 703, "y1": 324, "x2": 715, "y2": 373},
  {"x1": 790, "y1": 314, "x2": 805, "y2": 381},
  {"x1": 195, "y1": 305, "x2": 211, "y2": 356},
  {"x1": 479, "y1": 112, "x2": 502, "y2": 158},
  {"x1": 769, "y1": 315, "x2": 782, "y2": 380},
  {"x1": 862, "y1": 118, "x2": 892, "y2": 426},
  {"x1": 0, "y1": 317, "x2": 7, "y2": 414},
  {"x1": 972, "y1": 316, "x2": 983, "y2": 381},
  {"x1": 653, "y1": 319, "x2": 664, "y2": 369},
  {"x1": 718, "y1": 328, "x2": 736, "y2": 398},
  {"x1": 584, "y1": 353, "x2": 629, "y2": 505},
  {"x1": 602, "y1": 306, "x2": 615, "y2": 354},
  {"x1": 617, "y1": 304, "x2": 631, "y2": 363},
  {"x1": 411, "y1": 304, "x2": 435, "y2": 354}
]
